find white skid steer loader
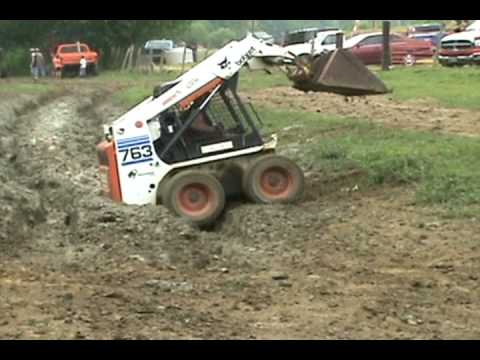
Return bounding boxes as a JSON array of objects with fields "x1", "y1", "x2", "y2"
[{"x1": 96, "y1": 34, "x2": 387, "y2": 226}]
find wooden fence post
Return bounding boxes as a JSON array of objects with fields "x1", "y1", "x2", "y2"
[
  {"x1": 121, "y1": 46, "x2": 130, "y2": 71},
  {"x1": 382, "y1": 21, "x2": 391, "y2": 71},
  {"x1": 128, "y1": 45, "x2": 135, "y2": 71},
  {"x1": 135, "y1": 47, "x2": 142, "y2": 71},
  {"x1": 181, "y1": 45, "x2": 187, "y2": 73}
]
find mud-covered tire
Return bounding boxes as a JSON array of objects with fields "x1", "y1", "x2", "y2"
[
  {"x1": 242, "y1": 155, "x2": 304, "y2": 204},
  {"x1": 157, "y1": 176, "x2": 174, "y2": 210},
  {"x1": 166, "y1": 171, "x2": 225, "y2": 227}
]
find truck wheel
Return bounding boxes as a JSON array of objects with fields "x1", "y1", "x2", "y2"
[
  {"x1": 90, "y1": 64, "x2": 99, "y2": 76},
  {"x1": 167, "y1": 171, "x2": 225, "y2": 227},
  {"x1": 403, "y1": 54, "x2": 416, "y2": 67},
  {"x1": 242, "y1": 155, "x2": 304, "y2": 204}
]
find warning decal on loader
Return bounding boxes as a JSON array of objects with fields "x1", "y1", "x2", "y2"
[{"x1": 201, "y1": 141, "x2": 234, "y2": 154}]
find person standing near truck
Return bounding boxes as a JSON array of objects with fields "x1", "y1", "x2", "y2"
[
  {"x1": 79, "y1": 55, "x2": 87, "y2": 78},
  {"x1": 36, "y1": 49, "x2": 46, "y2": 77},
  {"x1": 30, "y1": 48, "x2": 39, "y2": 81}
]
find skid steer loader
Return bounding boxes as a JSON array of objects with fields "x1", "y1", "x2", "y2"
[{"x1": 96, "y1": 34, "x2": 388, "y2": 227}]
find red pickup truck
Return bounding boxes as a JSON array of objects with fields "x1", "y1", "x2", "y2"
[{"x1": 52, "y1": 43, "x2": 99, "y2": 77}]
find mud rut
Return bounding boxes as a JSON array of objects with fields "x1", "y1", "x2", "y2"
[{"x1": 1, "y1": 84, "x2": 480, "y2": 339}]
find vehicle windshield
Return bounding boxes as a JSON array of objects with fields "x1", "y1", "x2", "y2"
[
  {"x1": 322, "y1": 34, "x2": 338, "y2": 45},
  {"x1": 145, "y1": 40, "x2": 174, "y2": 50},
  {"x1": 466, "y1": 20, "x2": 480, "y2": 31},
  {"x1": 284, "y1": 30, "x2": 317, "y2": 46},
  {"x1": 60, "y1": 45, "x2": 88, "y2": 53},
  {"x1": 412, "y1": 24, "x2": 442, "y2": 33},
  {"x1": 345, "y1": 34, "x2": 368, "y2": 47}
]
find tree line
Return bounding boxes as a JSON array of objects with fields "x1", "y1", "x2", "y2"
[
  {"x1": 0, "y1": 20, "x2": 448, "y2": 75},
  {"x1": 0, "y1": 20, "x2": 191, "y2": 75}
]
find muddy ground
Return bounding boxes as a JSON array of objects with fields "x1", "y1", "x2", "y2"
[{"x1": 0, "y1": 81, "x2": 480, "y2": 339}]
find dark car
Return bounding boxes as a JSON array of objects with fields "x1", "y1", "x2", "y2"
[{"x1": 345, "y1": 32, "x2": 435, "y2": 66}]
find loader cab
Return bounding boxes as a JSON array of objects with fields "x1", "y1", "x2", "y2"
[{"x1": 150, "y1": 74, "x2": 265, "y2": 165}]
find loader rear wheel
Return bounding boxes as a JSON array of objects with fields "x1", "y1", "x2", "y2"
[
  {"x1": 167, "y1": 171, "x2": 225, "y2": 227},
  {"x1": 243, "y1": 155, "x2": 304, "y2": 204}
]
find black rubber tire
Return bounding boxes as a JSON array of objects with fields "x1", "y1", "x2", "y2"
[
  {"x1": 90, "y1": 64, "x2": 99, "y2": 76},
  {"x1": 242, "y1": 155, "x2": 304, "y2": 204},
  {"x1": 157, "y1": 175, "x2": 174, "y2": 209},
  {"x1": 403, "y1": 53, "x2": 416, "y2": 67},
  {"x1": 166, "y1": 171, "x2": 225, "y2": 227}
]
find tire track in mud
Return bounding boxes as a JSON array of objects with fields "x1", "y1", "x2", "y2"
[
  {"x1": 0, "y1": 90, "x2": 68, "y2": 250},
  {"x1": 0, "y1": 87, "x2": 252, "y2": 339},
  {"x1": 6, "y1": 90, "x2": 117, "y2": 255}
]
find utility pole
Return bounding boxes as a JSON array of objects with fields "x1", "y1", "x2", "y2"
[
  {"x1": 336, "y1": 32, "x2": 343, "y2": 49},
  {"x1": 382, "y1": 21, "x2": 391, "y2": 71}
]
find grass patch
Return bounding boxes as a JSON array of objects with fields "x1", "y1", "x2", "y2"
[
  {"x1": 102, "y1": 71, "x2": 180, "y2": 106},
  {"x1": 377, "y1": 66, "x2": 480, "y2": 109},
  {"x1": 257, "y1": 105, "x2": 480, "y2": 212},
  {"x1": 0, "y1": 80, "x2": 56, "y2": 95},
  {"x1": 238, "y1": 69, "x2": 290, "y2": 91}
]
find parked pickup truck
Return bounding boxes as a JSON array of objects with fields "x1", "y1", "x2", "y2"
[
  {"x1": 52, "y1": 42, "x2": 99, "y2": 77},
  {"x1": 438, "y1": 21, "x2": 480, "y2": 67},
  {"x1": 283, "y1": 28, "x2": 344, "y2": 59}
]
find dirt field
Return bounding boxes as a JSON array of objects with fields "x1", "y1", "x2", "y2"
[
  {"x1": 247, "y1": 87, "x2": 480, "y2": 138},
  {"x1": 1, "y1": 80, "x2": 480, "y2": 339}
]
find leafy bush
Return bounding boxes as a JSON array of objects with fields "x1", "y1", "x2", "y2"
[{"x1": 2, "y1": 48, "x2": 31, "y2": 76}]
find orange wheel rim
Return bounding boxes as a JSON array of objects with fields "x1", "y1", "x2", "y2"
[
  {"x1": 259, "y1": 167, "x2": 294, "y2": 199},
  {"x1": 177, "y1": 183, "x2": 215, "y2": 217}
]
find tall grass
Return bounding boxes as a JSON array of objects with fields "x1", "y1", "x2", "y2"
[{"x1": 377, "y1": 66, "x2": 480, "y2": 109}]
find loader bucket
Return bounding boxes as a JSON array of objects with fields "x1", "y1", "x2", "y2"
[{"x1": 288, "y1": 49, "x2": 390, "y2": 96}]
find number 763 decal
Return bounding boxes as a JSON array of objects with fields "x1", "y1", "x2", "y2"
[{"x1": 119, "y1": 144, "x2": 154, "y2": 166}]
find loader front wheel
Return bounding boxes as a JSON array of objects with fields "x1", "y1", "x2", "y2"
[
  {"x1": 243, "y1": 155, "x2": 304, "y2": 204},
  {"x1": 168, "y1": 171, "x2": 225, "y2": 227}
]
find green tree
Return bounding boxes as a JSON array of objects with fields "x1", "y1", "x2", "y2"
[
  {"x1": 207, "y1": 27, "x2": 236, "y2": 48},
  {"x1": 183, "y1": 21, "x2": 212, "y2": 46}
]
